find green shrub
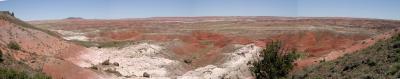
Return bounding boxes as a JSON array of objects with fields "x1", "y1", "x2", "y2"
[
  {"x1": 250, "y1": 41, "x2": 299, "y2": 79},
  {"x1": 7, "y1": 41, "x2": 21, "y2": 50},
  {"x1": 388, "y1": 63, "x2": 400, "y2": 75},
  {"x1": 0, "y1": 68, "x2": 51, "y2": 79}
]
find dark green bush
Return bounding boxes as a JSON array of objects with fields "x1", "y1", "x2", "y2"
[
  {"x1": 7, "y1": 41, "x2": 21, "y2": 50},
  {"x1": 250, "y1": 41, "x2": 299, "y2": 79},
  {"x1": 0, "y1": 50, "x2": 3, "y2": 63}
]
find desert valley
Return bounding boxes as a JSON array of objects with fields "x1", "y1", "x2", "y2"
[{"x1": 1, "y1": 10, "x2": 400, "y2": 79}]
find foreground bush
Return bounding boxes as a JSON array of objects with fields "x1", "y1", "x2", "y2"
[{"x1": 250, "y1": 41, "x2": 299, "y2": 79}]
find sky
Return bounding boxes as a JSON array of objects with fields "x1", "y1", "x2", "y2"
[{"x1": 0, "y1": 0, "x2": 399, "y2": 21}]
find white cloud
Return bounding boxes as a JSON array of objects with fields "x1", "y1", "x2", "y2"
[{"x1": 0, "y1": 0, "x2": 6, "y2": 2}]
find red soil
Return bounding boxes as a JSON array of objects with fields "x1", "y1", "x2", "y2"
[
  {"x1": 99, "y1": 30, "x2": 142, "y2": 41},
  {"x1": 270, "y1": 31, "x2": 368, "y2": 57},
  {"x1": 89, "y1": 29, "x2": 371, "y2": 67}
]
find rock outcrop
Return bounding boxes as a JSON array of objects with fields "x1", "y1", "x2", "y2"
[{"x1": 178, "y1": 44, "x2": 261, "y2": 79}]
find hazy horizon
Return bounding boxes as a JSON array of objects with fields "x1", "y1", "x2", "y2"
[{"x1": 1, "y1": 0, "x2": 400, "y2": 21}]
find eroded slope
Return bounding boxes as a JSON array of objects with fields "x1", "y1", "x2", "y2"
[{"x1": 0, "y1": 12, "x2": 103, "y2": 79}]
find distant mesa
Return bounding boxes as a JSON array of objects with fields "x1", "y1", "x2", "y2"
[{"x1": 65, "y1": 17, "x2": 84, "y2": 20}]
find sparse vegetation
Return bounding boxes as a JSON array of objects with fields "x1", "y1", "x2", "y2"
[
  {"x1": 0, "y1": 50, "x2": 3, "y2": 63},
  {"x1": 0, "y1": 47, "x2": 50, "y2": 79},
  {"x1": 97, "y1": 41, "x2": 133, "y2": 48},
  {"x1": 0, "y1": 68, "x2": 51, "y2": 79},
  {"x1": 250, "y1": 41, "x2": 299, "y2": 79},
  {"x1": 8, "y1": 41, "x2": 21, "y2": 50},
  {"x1": 289, "y1": 34, "x2": 400, "y2": 78},
  {"x1": 69, "y1": 40, "x2": 97, "y2": 47},
  {"x1": 70, "y1": 40, "x2": 133, "y2": 48}
]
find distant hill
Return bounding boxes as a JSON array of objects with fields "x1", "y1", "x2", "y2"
[{"x1": 65, "y1": 17, "x2": 84, "y2": 20}]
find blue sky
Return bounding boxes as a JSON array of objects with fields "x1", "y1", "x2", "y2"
[
  {"x1": 0, "y1": 0, "x2": 399, "y2": 20},
  {"x1": 298, "y1": 0, "x2": 400, "y2": 20}
]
